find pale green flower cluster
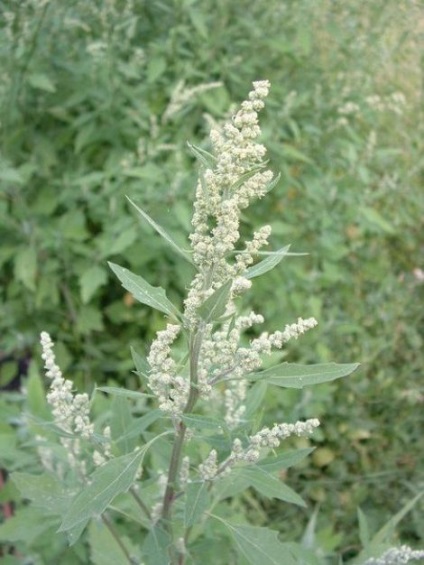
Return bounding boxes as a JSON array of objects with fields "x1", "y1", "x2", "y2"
[
  {"x1": 145, "y1": 81, "x2": 318, "y2": 430},
  {"x1": 198, "y1": 418, "x2": 320, "y2": 480},
  {"x1": 185, "y1": 81, "x2": 274, "y2": 323},
  {"x1": 40, "y1": 331, "x2": 93, "y2": 439},
  {"x1": 363, "y1": 546, "x2": 424, "y2": 565},
  {"x1": 40, "y1": 331, "x2": 111, "y2": 471}
]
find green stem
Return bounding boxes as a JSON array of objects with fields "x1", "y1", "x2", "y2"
[
  {"x1": 160, "y1": 326, "x2": 205, "y2": 564},
  {"x1": 101, "y1": 514, "x2": 133, "y2": 564},
  {"x1": 129, "y1": 487, "x2": 151, "y2": 520}
]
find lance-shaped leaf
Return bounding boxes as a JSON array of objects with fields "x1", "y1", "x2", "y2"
[
  {"x1": 108, "y1": 262, "x2": 180, "y2": 319},
  {"x1": 257, "y1": 448, "x2": 315, "y2": 472},
  {"x1": 213, "y1": 517, "x2": 297, "y2": 565},
  {"x1": 245, "y1": 245, "x2": 291, "y2": 279},
  {"x1": 131, "y1": 346, "x2": 150, "y2": 381},
  {"x1": 96, "y1": 386, "x2": 153, "y2": 401},
  {"x1": 127, "y1": 197, "x2": 193, "y2": 264},
  {"x1": 182, "y1": 413, "x2": 227, "y2": 431},
  {"x1": 187, "y1": 141, "x2": 216, "y2": 168},
  {"x1": 184, "y1": 482, "x2": 210, "y2": 527},
  {"x1": 60, "y1": 433, "x2": 168, "y2": 540},
  {"x1": 198, "y1": 280, "x2": 232, "y2": 323},
  {"x1": 59, "y1": 449, "x2": 145, "y2": 537},
  {"x1": 142, "y1": 525, "x2": 171, "y2": 565},
  {"x1": 249, "y1": 362, "x2": 359, "y2": 388},
  {"x1": 238, "y1": 467, "x2": 306, "y2": 507}
]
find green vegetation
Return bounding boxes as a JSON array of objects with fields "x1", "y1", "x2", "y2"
[{"x1": 0, "y1": 0, "x2": 423, "y2": 563}]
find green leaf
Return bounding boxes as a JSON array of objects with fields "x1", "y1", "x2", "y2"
[
  {"x1": 110, "y1": 396, "x2": 137, "y2": 454},
  {"x1": 116, "y1": 409, "x2": 163, "y2": 444},
  {"x1": 12, "y1": 472, "x2": 67, "y2": 515},
  {"x1": 249, "y1": 362, "x2": 360, "y2": 388},
  {"x1": 96, "y1": 386, "x2": 152, "y2": 401},
  {"x1": 184, "y1": 481, "x2": 210, "y2": 527},
  {"x1": 187, "y1": 142, "x2": 216, "y2": 168},
  {"x1": 109, "y1": 225, "x2": 138, "y2": 255},
  {"x1": 0, "y1": 361, "x2": 17, "y2": 387},
  {"x1": 357, "y1": 507, "x2": 371, "y2": 547},
  {"x1": 371, "y1": 491, "x2": 424, "y2": 545},
  {"x1": 89, "y1": 521, "x2": 137, "y2": 565},
  {"x1": 352, "y1": 492, "x2": 424, "y2": 565},
  {"x1": 108, "y1": 262, "x2": 180, "y2": 319},
  {"x1": 359, "y1": 206, "x2": 396, "y2": 234},
  {"x1": 283, "y1": 542, "x2": 324, "y2": 565},
  {"x1": 239, "y1": 467, "x2": 306, "y2": 507},
  {"x1": 245, "y1": 245, "x2": 291, "y2": 279},
  {"x1": 131, "y1": 346, "x2": 150, "y2": 380},
  {"x1": 79, "y1": 265, "x2": 108, "y2": 303},
  {"x1": 281, "y1": 143, "x2": 313, "y2": 164},
  {"x1": 28, "y1": 72, "x2": 56, "y2": 92},
  {"x1": 182, "y1": 413, "x2": 226, "y2": 431},
  {"x1": 301, "y1": 506, "x2": 319, "y2": 549},
  {"x1": 25, "y1": 362, "x2": 50, "y2": 419},
  {"x1": 127, "y1": 197, "x2": 193, "y2": 264},
  {"x1": 142, "y1": 525, "x2": 171, "y2": 565},
  {"x1": 59, "y1": 437, "x2": 165, "y2": 539},
  {"x1": 198, "y1": 280, "x2": 232, "y2": 323},
  {"x1": 214, "y1": 518, "x2": 297, "y2": 565},
  {"x1": 257, "y1": 448, "x2": 315, "y2": 472},
  {"x1": 76, "y1": 305, "x2": 103, "y2": 334},
  {"x1": 14, "y1": 247, "x2": 37, "y2": 291},
  {"x1": 0, "y1": 506, "x2": 57, "y2": 544}
]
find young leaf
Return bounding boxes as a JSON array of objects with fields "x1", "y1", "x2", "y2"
[
  {"x1": 108, "y1": 262, "x2": 180, "y2": 319},
  {"x1": 127, "y1": 197, "x2": 193, "y2": 264},
  {"x1": 245, "y1": 245, "x2": 291, "y2": 279},
  {"x1": 198, "y1": 280, "x2": 232, "y2": 323},
  {"x1": 184, "y1": 482, "x2": 210, "y2": 527},
  {"x1": 214, "y1": 518, "x2": 297, "y2": 565},
  {"x1": 249, "y1": 362, "x2": 360, "y2": 388},
  {"x1": 187, "y1": 141, "x2": 216, "y2": 168},
  {"x1": 238, "y1": 467, "x2": 306, "y2": 507}
]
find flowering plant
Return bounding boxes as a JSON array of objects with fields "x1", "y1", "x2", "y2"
[{"x1": 5, "y1": 81, "x2": 423, "y2": 565}]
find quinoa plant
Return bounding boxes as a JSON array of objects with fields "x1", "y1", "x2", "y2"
[{"x1": 4, "y1": 82, "x2": 423, "y2": 565}]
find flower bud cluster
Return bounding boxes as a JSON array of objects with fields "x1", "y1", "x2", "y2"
[
  {"x1": 185, "y1": 81, "x2": 273, "y2": 329},
  {"x1": 363, "y1": 546, "x2": 424, "y2": 565},
  {"x1": 228, "y1": 419, "x2": 320, "y2": 466},
  {"x1": 40, "y1": 331, "x2": 101, "y2": 475},
  {"x1": 40, "y1": 332, "x2": 94, "y2": 439},
  {"x1": 198, "y1": 449, "x2": 218, "y2": 481},
  {"x1": 147, "y1": 323, "x2": 189, "y2": 416},
  {"x1": 197, "y1": 419, "x2": 320, "y2": 481},
  {"x1": 235, "y1": 225, "x2": 272, "y2": 272}
]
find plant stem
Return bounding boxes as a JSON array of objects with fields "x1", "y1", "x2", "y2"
[
  {"x1": 160, "y1": 326, "x2": 205, "y2": 564},
  {"x1": 101, "y1": 514, "x2": 133, "y2": 564},
  {"x1": 129, "y1": 487, "x2": 151, "y2": 520}
]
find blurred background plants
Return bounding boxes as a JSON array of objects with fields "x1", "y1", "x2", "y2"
[{"x1": 0, "y1": 0, "x2": 423, "y2": 562}]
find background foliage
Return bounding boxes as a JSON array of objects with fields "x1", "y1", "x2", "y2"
[{"x1": 1, "y1": 0, "x2": 423, "y2": 562}]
